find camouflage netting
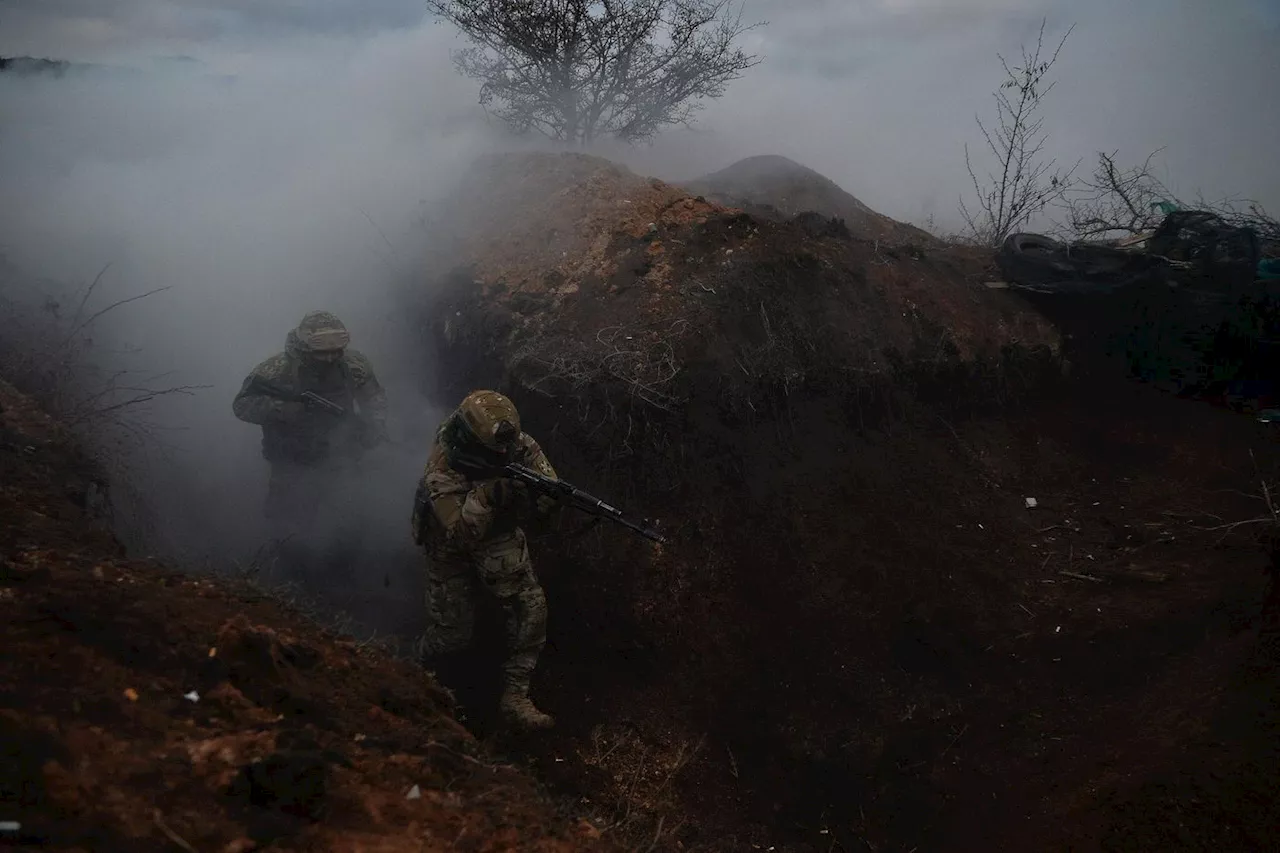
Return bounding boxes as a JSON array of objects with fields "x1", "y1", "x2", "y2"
[{"x1": 422, "y1": 152, "x2": 1060, "y2": 473}]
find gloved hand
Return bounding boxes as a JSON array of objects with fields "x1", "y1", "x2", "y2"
[
  {"x1": 535, "y1": 494, "x2": 558, "y2": 517},
  {"x1": 488, "y1": 477, "x2": 529, "y2": 510}
]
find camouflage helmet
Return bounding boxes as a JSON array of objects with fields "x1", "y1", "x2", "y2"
[
  {"x1": 441, "y1": 389, "x2": 523, "y2": 471},
  {"x1": 293, "y1": 311, "x2": 351, "y2": 354}
]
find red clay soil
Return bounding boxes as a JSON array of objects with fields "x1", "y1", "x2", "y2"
[
  {"x1": 0, "y1": 379, "x2": 613, "y2": 853},
  {"x1": 414, "y1": 153, "x2": 1280, "y2": 851}
]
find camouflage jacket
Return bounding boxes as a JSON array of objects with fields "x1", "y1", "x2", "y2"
[
  {"x1": 232, "y1": 331, "x2": 388, "y2": 465},
  {"x1": 411, "y1": 427, "x2": 558, "y2": 558}
]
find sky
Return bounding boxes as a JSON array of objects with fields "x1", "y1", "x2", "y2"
[
  {"x1": 0, "y1": 0, "x2": 1277, "y2": 581},
  {"x1": 3, "y1": 0, "x2": 1278, "y2": 222}
]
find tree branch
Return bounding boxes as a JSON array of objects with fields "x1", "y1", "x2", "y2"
[
  {"x1": 959, "y1": 18, "x2": 1076, "y2": 246},
  {"x1": 428, "y1": 0, "x2": 763, "y2": 144}
]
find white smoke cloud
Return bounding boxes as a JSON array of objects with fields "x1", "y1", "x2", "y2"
[
  {"x1": 1, "y1": 0, "x2": 1276, "y2": 627},
  {"x1": 0, "y1": 23, "x2": 507, "y2": 621}
]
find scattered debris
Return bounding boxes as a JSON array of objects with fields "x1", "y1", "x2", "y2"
[
  {"x1": 1025, "y1": 497, "x2": 1039, "y2": 509},
  {"x1": 406, "y1": 784, "x2": 422, "y2": 800}
]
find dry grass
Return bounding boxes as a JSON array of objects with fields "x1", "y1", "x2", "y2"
[
  {"x1": 576, "y1": 724, "x2": 708, "y2": 852},
  {"x1": 0, "y1": 258, "x2": 211, "y2": 547},
  {"x1": 514, "y1": 324, "x2": 686, "y2": 414}
]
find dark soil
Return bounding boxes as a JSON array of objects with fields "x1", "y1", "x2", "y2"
[
  {"x1": 408, "y1": 152, "x2": 1280, "y2": 852},
  {"x1": 480, "y1": 378, "x2": 1280, "y2": 853}
]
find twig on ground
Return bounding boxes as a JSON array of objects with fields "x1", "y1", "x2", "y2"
[
  {"x1": 423, "y1": 739, "x2": 506, "y2": 771},
  {"x1": 1059, "y1": 570, "x2": 1103, "y2": 583},
  {"x1": 153, "y1": 810, "x2": 198, "y2": 853},
  {"x1": 939, "y1": 723, "x2": 969, "y2": 761},
  {"x1": 1194, "y1": 518, "x2": 1271, "y2": 533},
  {"x1": 1250, "y1": 449, "x2": 1279, "y2": 524},
  {"x1": 640, "y1": 816, "x2": 666, "y2": 853}
]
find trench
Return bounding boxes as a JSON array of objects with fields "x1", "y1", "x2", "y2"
[{"x1": 410, "y1": 285, "x2": 1279, "y2": 851}]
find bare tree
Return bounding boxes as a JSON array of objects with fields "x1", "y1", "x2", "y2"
[
  {"x1": 1203, "y1": 198, "x2": 1280, "y2": 255},
  {"x1": 1063, "y1": 148, "x2": 1280, "y2": 253},
  {"x1": 425, "y1": 0, "x2": 764, "y2": 145},
  {"x1": 0, "y1": 258, "x2": 207, "y2": 435},
  {"x1": 960, "y1": 19, "x2": 1079, "y2": 246},
  {"x1": 1064, "y1": 149, "x2": 1175, "y2": 239}
]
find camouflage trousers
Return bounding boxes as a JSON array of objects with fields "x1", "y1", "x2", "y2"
[{"x1": 422, "y1": 528, "x2": 548, "y2": 687}]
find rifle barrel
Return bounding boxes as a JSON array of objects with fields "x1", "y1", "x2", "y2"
[{"x1": 505, "y1": 463, "x2": 665, "y2": 543}]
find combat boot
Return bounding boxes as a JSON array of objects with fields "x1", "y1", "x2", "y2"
[{"x1": 499, "y1": 681, "x2": 554, "y2": 731}]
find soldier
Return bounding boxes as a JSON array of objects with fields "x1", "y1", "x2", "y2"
[
  {"x1": 411, "y1": 389, "x2": 560, "y2": 731},
  {"x1": 232, "y1": 310, "x2": 388, "y2": 533}
]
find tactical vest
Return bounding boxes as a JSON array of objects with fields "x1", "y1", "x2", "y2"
[{"x1": 260, "y1": 357, "x2": 361, "y2": 465}]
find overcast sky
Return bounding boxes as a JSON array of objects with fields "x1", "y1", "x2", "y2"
[{"x1": 4, "y1": 0, "x2": 1279, "y2": 224}]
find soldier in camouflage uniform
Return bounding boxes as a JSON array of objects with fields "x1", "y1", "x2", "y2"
[
  {"x1": 411, "y1": 390, "x2": 560, "y2": 731},
  {"x1": 232, "y1": 311, "x2": 388, "y2": 532}
]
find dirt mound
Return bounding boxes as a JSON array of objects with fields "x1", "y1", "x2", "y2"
[
  {"x1": 435, "y1": 152, "x2": 724, "y2": 297},
  {"x1": 416, "y1": 151, "x2": 1280, "y2": 851},
  {"x1": 428, "y1": 151, "x2": 1058, "y2": 410},
  {"x1": 0, "y1": 378, "x2": 612, "y2": 852},
  {"x1": 683, "y1": 154, "x2": 934, "y2": 243}
]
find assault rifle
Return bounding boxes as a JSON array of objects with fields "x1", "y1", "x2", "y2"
[
  {"x1": 504, "y1": 462, "x2": 665, "y2": 544},
  {"x1": 249, "y1": 377, "x2": 346, "y2": 416}
]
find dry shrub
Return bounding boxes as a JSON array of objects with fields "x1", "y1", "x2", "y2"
[{"x1": 0, "y1": 256, "x2": 206, "y2": 546}]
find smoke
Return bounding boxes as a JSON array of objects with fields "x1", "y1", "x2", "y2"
[
  {"x1": 0, "y1": 24, "x2": 525, "y2": 632},
  {"x1": 2, "y1": 0, "x2": 1277, "y2": 633}
]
